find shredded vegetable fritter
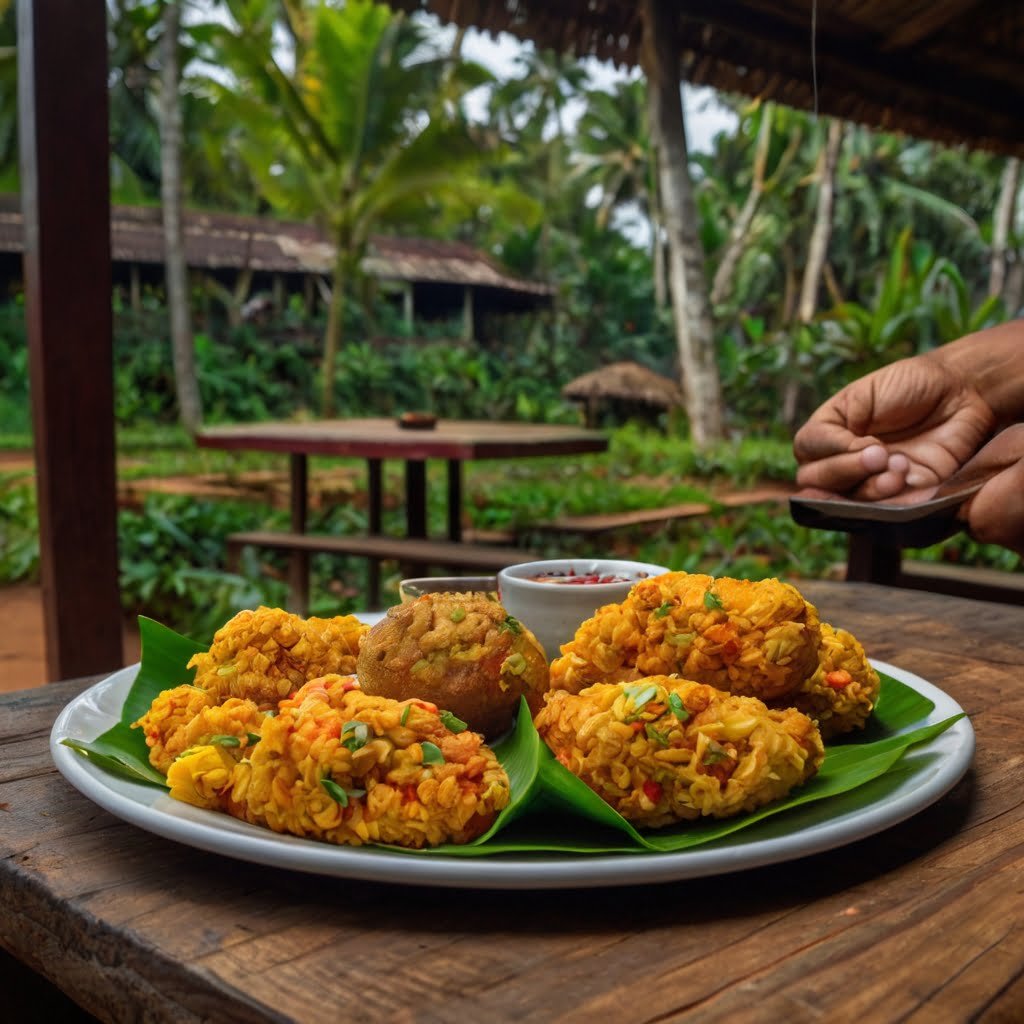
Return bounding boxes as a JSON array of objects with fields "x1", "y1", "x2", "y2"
[
  {"x1": 167, "y1": 676, "x2": 510, "y2": 848},
  {"x1": 782, "y1": 623, "x2": 880, "y2": 738},
  {"x1": 550, "y1": 572, "x2": 821, "y2": 702},
  {"x1": 187, "y1": 606, "x2": 369, "y2": 710},
  {"x1": 534, "y1": 676, "x2": 824, "y2": 827}
]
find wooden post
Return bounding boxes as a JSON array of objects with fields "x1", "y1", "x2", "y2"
[
  {"x1": 402, "y1": 281, "x2": 414, "y2": 331},
  {"x1": 18, "y1": 0, "x2": 123, "y2": 679},
  {"x1": 129, "y1": 263, "x2": 141, "y2": 313},
  {"x1": 288, "y1": 454, "x2": 310, "y2": 616},
  {"x1": 461, "y1": 286, "x2": 474, "y2": 341}
]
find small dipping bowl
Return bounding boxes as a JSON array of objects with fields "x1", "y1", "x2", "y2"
[
  {"x1": 399, "y1": 576, "x2": 498, "y2": 603},
  {"x1": 497, "y1": 558, "x2": 670, "y2": 662}
]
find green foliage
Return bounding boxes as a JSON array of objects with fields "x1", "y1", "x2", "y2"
[
  {"x1": 0, "y1": 303, "x2": 29, "y2": 434},
  {"x1": 117, "y1": 495, "x2": 283, "y2": 638},
  {"x1": 0, "y1": 474, "x2": 39, "y2": 581}
]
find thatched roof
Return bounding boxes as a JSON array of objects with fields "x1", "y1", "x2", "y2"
[
  {"x1": 563, "y1": 361, "x2": 684, "y2": 407},
  {"x1": 0, "y1": 194, "x2": 553, "y2": 298},
  {"x1": 394, "y1": 0, "x2": 1024, "y2": 158}
]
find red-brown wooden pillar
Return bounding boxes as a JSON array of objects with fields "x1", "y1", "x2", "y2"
[{"x1": 18, "y1": 0, "x2": 123, "y2": 678}]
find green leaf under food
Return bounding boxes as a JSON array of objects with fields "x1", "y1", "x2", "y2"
[
  {"x1": 63, "y1": 617, "x2": 965, "y2": 858},
  {"x1": 60, "y1": 616, "x2": 205, "y2": 788}
]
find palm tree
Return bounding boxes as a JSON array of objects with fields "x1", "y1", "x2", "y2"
[
  {"x1": 205, "y1": 0, "x2": 492, "y2": 416},
  {"x1": 572, "y1": 77, "x2": 668, "y2": 307},
  {"x1": 158, "y1": 0, "x2": 202, "y2": 434},
  {"x1": 989, "y1": 156, "x2": 1021, "y2": 302},
  {"x1": 489, "y1": 46, "x2": 590, "y2": 272},
  {"x1": 640, "y1": 0, "x2": 722, "y2": 446}
]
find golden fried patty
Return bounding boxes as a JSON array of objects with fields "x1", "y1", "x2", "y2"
[
  {"x1": 535, "y1": 676, "x2": 824, "y2": 828},
  {"x1": 781, "y1": 623, "x2": 880, "y2": 738},
  {"x1": 187, "y1": 606, "x2": 368, "y2": 709},
  {"x1": 166, "y1": 676, "x2": 510, "y2": 848},
  {"x1": 550, "y1": 572, "x2": 821, "y2": 701}
]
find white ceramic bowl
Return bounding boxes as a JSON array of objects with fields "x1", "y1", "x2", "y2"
[
  {"x1": 497, "y1": 558, "x2": 671, "y2": 662},
  {"x1": 398, "y1": 576, "x2": 498, "y2": 603}
]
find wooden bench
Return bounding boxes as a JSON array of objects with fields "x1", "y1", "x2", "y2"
[
  {"x1": 226, "y1": 530, "x2": 535, "y2": 610},
  {"x1": 525, "y1": 486, "x2": 793, "y2": 536},
  {"x1": 846, "y1": 535, "x2": 1024, "y2": 606}
]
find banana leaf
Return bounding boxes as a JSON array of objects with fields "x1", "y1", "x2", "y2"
[{"x1": 63, "y1": 617, "x2": 964, "y2": 857}]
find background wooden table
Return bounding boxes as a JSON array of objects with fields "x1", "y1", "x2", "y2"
[
  {"x1": 2, "y1": 581, "x2": 1022, "y2": 1023},
  {"x1": 198, "y1": 418, "x2": 609, "y2": 610}
]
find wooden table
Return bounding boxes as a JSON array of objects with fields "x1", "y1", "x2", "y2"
[
  {"x1": 197, "y1": 418, "x2": 608, "y2": 609},
  {"x1": 3, "y1": 581, "x2": 1023, "y2": 1023}
]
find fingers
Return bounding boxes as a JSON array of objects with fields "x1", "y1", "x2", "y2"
[
  {"x1": 959, "y1": 426, "x2": 1024, "y2": 556},
  {"x1": 795, "y1": 444, "x2": 903, "y2": 497},
  {"x1": 793, "y1": 417, "x2": 869, "y2": 465}
]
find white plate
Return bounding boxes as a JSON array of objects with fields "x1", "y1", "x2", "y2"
[{"x1": 50, "y1": 644, "x2": 974, "y2": 890}]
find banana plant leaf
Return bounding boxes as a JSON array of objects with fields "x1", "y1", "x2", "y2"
[{"x1": 63, "y1": 617, "x2": 964, "y2": 857}]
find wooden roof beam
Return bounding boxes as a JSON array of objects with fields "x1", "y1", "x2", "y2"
[
  {"x1": 881, "y1": 0, "x2": 990, "y2": 51},
  {"x1": 676, "y1": 0, "x2": 1023, "y2": 126}
]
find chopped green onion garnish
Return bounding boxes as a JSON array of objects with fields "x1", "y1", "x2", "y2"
[
  {"x1": 320, "y1": 779, "x2": 366, "y2": 806},
  {"x1": 623, "y1": 683, "x2": 659, "y2": 709},
  {"x1": 400, "y1": 705, "x2": 411, "y2": 726},
  {"x1": 450, "y1": 607, "x2": 466, "y2": 622},
  {"x1": 420, "y1": 741, "x2": 444, "y2": 765},
  {"x1": 439, "y1": 710, "x2": 468, "y2": 733},
  {"x1": 645, "y1": 724, "x2": 670, "y2": 747},
  {"x1": 703, "y1": 739, "x2": 731, "y2": 765},
  {"x1": 246, "y1": 732, "x2": 261, "y2": 745},
  {"x1": 502, "y1": 652, "x2": 527, "y2": 675},
  {"x1": 668, "y1": 692, "x2": 690, "y2": 721},
  {"x1": 209, "y1": 734, "x2": 240, "y2": 747},
  {"x1": 669, "y1": 632, "x2": 695, "y2": 647},
  {"x1": 704, "y1": 590, "x2": 724, "y2": 611},
  {"x1": 500, "y1": 615, "x2": 523, "y2": 634},
  {"x1": 342, "y1": 720, "x2": 369, "y2": 751},
  {"x1": 654, "y1": 602, "x2": 672, "y2": 618}
]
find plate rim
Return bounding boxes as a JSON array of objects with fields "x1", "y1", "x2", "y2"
[{"x1": 49, "y1": 656, "x2": 974, "y2": 890}]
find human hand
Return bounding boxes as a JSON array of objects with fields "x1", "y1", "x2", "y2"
[
  {"x1": 957, "y1": 425, "x2": 1024, "y2": 556},
  {"x1": 793, "y1": 353, "x2": 996, "y2": 503}
]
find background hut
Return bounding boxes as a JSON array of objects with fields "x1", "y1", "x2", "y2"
[{"x1": 563, "y1": 361, "x2": 684, "y2": 428}]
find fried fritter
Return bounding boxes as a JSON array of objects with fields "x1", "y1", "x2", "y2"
[
  {"x1": 187, "y1": 606, "x2": 368, "y2": 710},
  {"x1": 132, "y1": 684, "x2": 217, "y2": 774},
  {"x1": 135, "y1": 687, "x2": 266, "y2": 774},
  {"x1": 550, "y1": 572, "x2": 821, "y2": 701},
  {"x1": 166, "y1": 675, "x2": 510, "y2": 848},
  {"x1": 780, "y1": 623, "x2": 880, "y2": 739},
  {"x1": 357, "y1": 592, "x2": 549, "y2": 738},
  {"x1": 534, "y1": 676, "x2": 824, "y2": 828}
]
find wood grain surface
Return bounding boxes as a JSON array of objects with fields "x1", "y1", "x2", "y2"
[{"x1": 2, "y1": 582, "x2": 1022, "y2": 1023}]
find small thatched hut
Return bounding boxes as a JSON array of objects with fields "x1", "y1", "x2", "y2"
[{"x1": 563, "y1": 361, "x2": 684, "y2": 427}]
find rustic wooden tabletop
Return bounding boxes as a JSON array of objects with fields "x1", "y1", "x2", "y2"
[{"x1": 2, "y1": 580, "x2": 1022, "y2": 1023}]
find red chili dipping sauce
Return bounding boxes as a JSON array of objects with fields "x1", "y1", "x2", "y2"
[{"x1": 525, "y1": 569, "x2": 650, "y2": 585}]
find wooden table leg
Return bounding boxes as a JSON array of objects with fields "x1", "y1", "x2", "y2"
[
  {"x1": 289, "y1": 453, "x2": 309, "y2": 615},
  {"x1": 367, "y1": 458, "x2": 382, "y2": 607},
  {"x1": 846, "y1": 534, "x2": 902, "y2": 585},
  {"x1": 447, "y1": 459, "x2": 463, "y2": 542},
  {"x1": 405, "y1": 459, "x2": 427, "y2": 539}
]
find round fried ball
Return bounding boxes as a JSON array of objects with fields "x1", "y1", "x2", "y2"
[{"x1": 356, "y1": 592, "x2": 549, "y2": 738}]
